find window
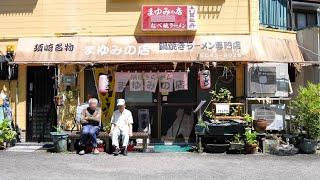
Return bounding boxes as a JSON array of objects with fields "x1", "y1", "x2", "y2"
[
  {"x1": 294, "y1": 11, "x2": 318, "y2": 30},
  {"x1": 259, "y1": 0, "x2": 290, "y2": 30}
]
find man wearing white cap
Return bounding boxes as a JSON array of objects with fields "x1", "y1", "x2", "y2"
[{"x1": 109, "y1": 99, "x2": 133, "y2": 156}]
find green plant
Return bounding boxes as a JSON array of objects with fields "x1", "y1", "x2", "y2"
[
  {"x1": 232, "y1": 134, "x2": 244, "y2": 144},
  {"x1": 0, "y1": 119, "x2": 17, "y2": 146},
  {"x1": 290, "y1": 82, "x2": 320, "y2": 140},
  {"x1": 204, "y1": 110, "x2": 215, "y2": 119},
  {"x1": 243, "y1": 114, "x2": 253, "y2": 123},
  {"x1": 209, "y1": 88, "x2": 233, "y2": 103},
  {"x1": 245, "y1": 131, "x2": 257, "y2": 145},
  {"x1": 197, "y1": 120, "x2": 206, "y2": 127},
  {"x1": 53, "y1": 125, "x2": 64, "y2": 134}
]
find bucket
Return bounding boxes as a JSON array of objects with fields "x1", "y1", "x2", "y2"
[{"x1": 50, "y1": 132, "x2": 68, "y2": 152}]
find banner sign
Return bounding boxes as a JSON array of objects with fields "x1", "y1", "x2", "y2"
[
  {"x1": 115, "y1": 72, "x2": 130, "y2": 92},
  {"x1": 130, "y1": 73, "x2": 144, "y2": 91},
  {"x1": 141, "y1": 5, "x2": 197, "y2": 31},
  {"x1": 14, "y1": 35, "x2": 304, "y2": 64},
  {"x1": 143, "y1": 72, "x2": 158, "y2": 92},
  {"x1": 173, "y1": 72, "x2": 188, "y2": 91},
  {"x1": 158, "y1": 72, "x2": 174, "y2": 93}
]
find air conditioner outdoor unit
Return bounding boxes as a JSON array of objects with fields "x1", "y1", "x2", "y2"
[
  {"x1": 250, "y1": 104, "x2": 285, "y2": 131},
  {"x1": 246, "y1": 63, "x2": 289, "y2": 97}
]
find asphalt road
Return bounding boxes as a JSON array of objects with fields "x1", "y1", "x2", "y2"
[{"x1": 0, "y1": 151, "x2": 320, "y2": 180}]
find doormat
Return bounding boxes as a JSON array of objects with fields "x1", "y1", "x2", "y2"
[
  {"x1": 154, "y1": 145, "x2": 192, "y2": 152},
  {"x1": 6, "y1": 143, "x2": 43, "y2": 153}
]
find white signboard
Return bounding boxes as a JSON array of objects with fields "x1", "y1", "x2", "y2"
[
  {"x1": 173, "y1": 72, "x2": 188, "y2": 91},
  {"x1": 215, "y1": 104, "x2": 230, "y2": 114},
  {"x1": 159, "y1": 72, "x2": 174, "y2": 93}
]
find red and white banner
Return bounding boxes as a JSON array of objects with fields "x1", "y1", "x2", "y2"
[{"x1": 141, "y1": 5, "x2": 197, "y2": 31}]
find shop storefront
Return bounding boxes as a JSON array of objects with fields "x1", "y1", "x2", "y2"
[{"x1": 11, "y1": 33, "x2": 304, "y2": 143}]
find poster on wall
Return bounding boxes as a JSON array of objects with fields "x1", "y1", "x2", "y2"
[
  {"x1": 158, "y1": 72, "x2": 174, "y2": 93},
  {"x1": 143, "y1": 72, "x2": 158, "y2": 92},
  {"x1": 173, "y1": 72, "x2": 188, "y2": 91},
  {"x1": 130, "y1": 73, "x2": 143, "y2": 91},
  {"x1": 115, "y1": 72, "x2": 130, "y2": 92}
]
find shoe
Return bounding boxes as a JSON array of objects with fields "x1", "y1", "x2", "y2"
[
  {"x1": 123, "y1": 146, "x2": 128, "y2": 156},
  {"x1": 79, "y1": 150, "x2": 85, "y2": 155},
  {"x1": 114, "y1": 147, "x2": 120, "y2": 156},
  {"x1": 93, "y1": 148, "x2": 99, "y2": 155}
]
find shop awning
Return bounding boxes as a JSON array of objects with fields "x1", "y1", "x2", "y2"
[{"x1": 13, "y1": 35, "x2": 304, "y2": 64}]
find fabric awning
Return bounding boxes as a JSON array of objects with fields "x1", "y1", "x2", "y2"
[{"x1": 13, "y1": 35, "x2": 304, "y2": 64}]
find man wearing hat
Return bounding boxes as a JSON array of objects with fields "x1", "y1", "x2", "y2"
[{"x1": 109, "y1": 99, "x2": 133, "y2": 156}]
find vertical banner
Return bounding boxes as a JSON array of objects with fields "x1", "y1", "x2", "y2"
[
  {"x1": 158, "y1": 72, "x2": 174, "y2": 93},
  {"x1": 130, "y1": 73, "x2": 143, "y2": 91},
  {"x1": 199, "y1": 70, "x2": 211, "y2": 89},
  {"x1": 115, "y1": 72, "x2": 130, "y2": 92},
  {"x1": 93, "y1": 67, "x2": 115, "y2": 126},
  {"x1": 143, "y1": 72, "x2": 158, "y2": 92},
  {"x1": 173, "y1": 72, "x2": 188, "y2": 91}
]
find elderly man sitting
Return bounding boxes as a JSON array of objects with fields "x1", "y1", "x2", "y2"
[
  {"x1": 109, "y1": 99, "x2": 133, "y2": 156},
  {"x1": 79, "y1": 98, "x2": 101, "y2": 155}
]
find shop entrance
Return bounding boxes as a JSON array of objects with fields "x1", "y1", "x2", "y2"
[{"x1": 27, "y1": 67, "x2": 57, "y2": 142}]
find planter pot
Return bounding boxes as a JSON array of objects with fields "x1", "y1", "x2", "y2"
[
  {"x1": 246, "y1": 144, "x2": 258, "y2": 154},
  {"x1": 50, "y1": 132, "x2": 68, "y2": 153},
  {"x1": 299, "y1": 138, "x2": 318, "y2": 154},
  {"x1": 253, "y1": 119, "x2": 267, "y2": 133},
  {"x1": 229, "y1": 143, "x2": 245, "y2": 151},
  {"x1": 195, "y1": 124, "x2": 206, "y2": 135}
]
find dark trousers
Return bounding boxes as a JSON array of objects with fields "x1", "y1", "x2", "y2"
[{"x1": 80, "y1": 125, "x2": 100, "y2": 148}]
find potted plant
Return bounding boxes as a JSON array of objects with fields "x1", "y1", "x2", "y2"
[
  {"x1": 195, "y1": 120, "x2": 206, "y2": 135},
  {"x1": 0, "y1": 119, "x2": 17, "y2": 149},
  {"x1": 50, "y1": 126, "x2": 68, "y2": 152},
  {"x1": 291, "y1": 82, "x2": 320, "y2": 154},
  {"x1": 243, "y1": 114, "x2": 253, "y2": 127},
  {"x1": 229, "y1": 134, "x2": 245, "y2": 151},
  {"x1": 245, "y1": 130, "x2": 258, "y2": 154}
]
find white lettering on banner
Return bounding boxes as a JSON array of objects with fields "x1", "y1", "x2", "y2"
[
  {"x1": 173, "y1": 72, "x2": 188, "y2": 91},
  {"x1": 83, "y1": 45, "x2": 150, "y2": 56},
  {"x1": 97, "y1": 45, "x2": 109, "y2": 55},
  {"x1": 115, "y1": 72, "x2": 131, "y2": 93},
  {"x1": 84, "y1": 46, "x2": 95, "y2": 55},
  {"x1": 158, "y1": 72, "x2": 173, "y2": 93},
  {"x1": 130, "y1": 73, "x2": 143, "y2": 91},
  {"x1": 143, "y1": 72, "x2": 158, "y2": 92}
]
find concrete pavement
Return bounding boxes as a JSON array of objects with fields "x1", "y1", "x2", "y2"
[{"x1": 0, "y1": 150, "x2": 320, "y2": 180}]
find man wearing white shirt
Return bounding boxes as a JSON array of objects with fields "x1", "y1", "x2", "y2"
[{"x1": 109, "y1": 99, "x2": 133, "y2": 156}]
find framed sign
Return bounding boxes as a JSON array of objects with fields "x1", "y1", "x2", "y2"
[
  {"x1": 215, "y1": 104, "x2": 230, "y2": 114},
  {"x1": 141, "y1": 5, "x2": 197, "y2": 31}
]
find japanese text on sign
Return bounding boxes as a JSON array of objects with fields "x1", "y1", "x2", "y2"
[
  {"x1": 84, "y1": 45, "x2": 150, "y2": 56},
  {"x1": 34, "y1": 43, "x2": 74, "y2": 52},
  {"x1": 142, "y1": 5, "x2": 197, "y2": 31}
]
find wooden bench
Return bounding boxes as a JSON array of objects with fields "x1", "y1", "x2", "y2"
[{"x1": 68, "y1": 131, "x2": 149, "y2": 153}]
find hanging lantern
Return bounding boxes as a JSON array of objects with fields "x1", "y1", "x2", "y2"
[
  {"x1": 98, "y1": 74, "x2": 109, "y2": 95},
  {"x1": 199, "y1": 70, "x2": 211, "y2": 89}
]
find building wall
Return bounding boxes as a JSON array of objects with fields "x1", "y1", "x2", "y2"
[{"x1": 0, "y1": 0, "x2": 250, "y2": 38}]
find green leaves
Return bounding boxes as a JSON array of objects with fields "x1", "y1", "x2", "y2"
[
  {"x1": 245, "y1": 131, "x2": 257, "y2": 145},
  {"x1": 291, "y1": 82, "x2": 320, "y2": 140},
  {"x1": 0, "y1": 119, "x2": 16, "y2": 145},
  {"x1": 209, "y1": 88, "x2": 233, "y2": 103}
]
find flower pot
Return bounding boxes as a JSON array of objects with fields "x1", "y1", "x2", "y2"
[
  {"x1": 195, "y1": 124, "x2": 206, "y2": 135},
  {"x1": 50, "y1": 132, "x2": 68, "y2": 153},
  {"x1": 246, "y1": 144, "x2": 257, "y2": 154},
  {"x1": 298, "y1": 138, "x2": 318, "y2": 154},
  {"x1": 253, "y1": 119, "x2": 267, "y2": 133}
]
